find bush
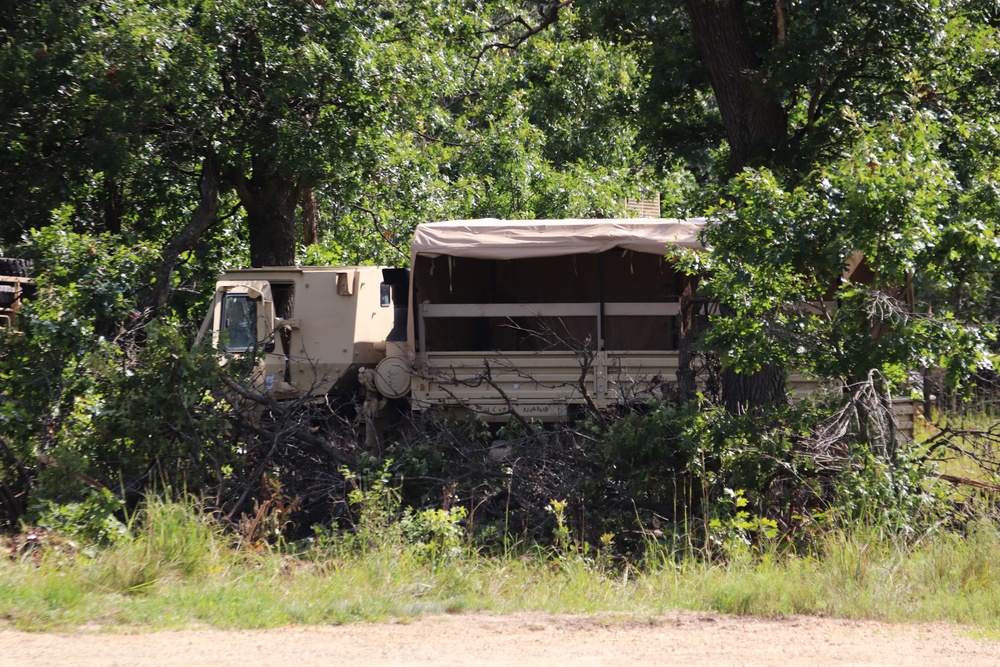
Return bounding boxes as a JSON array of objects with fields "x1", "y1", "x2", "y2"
[{"x1": 0, "y1": 225, "x2": 237, "y2": 530}]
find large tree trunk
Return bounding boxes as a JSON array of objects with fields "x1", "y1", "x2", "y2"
[
  {"x1": 233, "y1": 172, "x2": 301, "y2": 269},
  {"x1": 685, "y1": 0, "x2": 791, "y2": 412},
  {"x1": 233, "y1": 168, "x2": 301, "y2": 320},
  {"x1": 722, "y1": 364, "x2": 787, "y2": 414},
  {"x1": 684, "y1": 0, "x2": 787, "y2": 173},
  {"x1": 717, "y1": 303, "x2": 789, "y2": 414}
]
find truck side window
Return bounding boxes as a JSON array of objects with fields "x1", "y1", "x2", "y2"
[{"x1": 221, "y1": 294, "x2": 257, "y2": 351}]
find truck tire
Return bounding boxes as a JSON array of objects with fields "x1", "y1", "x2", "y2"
[
  {"x1": 0, "y1": 285, "x2": 16, "y2": 307},
  {"x1": 0, "y1": 258, "x2": 32, "y2": 277}
]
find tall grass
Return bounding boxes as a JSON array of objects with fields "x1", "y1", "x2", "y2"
[{"x1": 3, "y1": 496, "x2": 1000, "y2": 632}]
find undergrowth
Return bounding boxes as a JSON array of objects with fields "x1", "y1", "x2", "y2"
[
  {"x1": 4, "y1": 402, "x2": 999, "y2": 633},
  {"x1": 3, "y1": 489, "x2": 1000, "y2": 633}
]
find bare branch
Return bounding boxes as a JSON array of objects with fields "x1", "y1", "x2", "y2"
[
  {"x1": 351, "y1": 203, "x2": 409, "y2": 259},
  {"x1": 144, "y1": 153, "x2": 221, "y2": 317},
  {"x1": 482, "y1": 359, "x2": 531, "y2": 430},
  {"x1": 475, "y1": 1, "x2": 575, "y2": 59},
  {"x1": 218, "y1": 373, "x2": 349, "y2": 467}
]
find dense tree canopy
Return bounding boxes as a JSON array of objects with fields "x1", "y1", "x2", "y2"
[
  {"x1": 0, "y1": 1, "x2": 661, "y2": 269},
  {"x1": 1, "y1": 0, "x2": 999, "y2": 537}
]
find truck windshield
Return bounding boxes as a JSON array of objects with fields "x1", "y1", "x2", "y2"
[{"x1": 221, "y1": 294, "x2": 258, "y2": 351}]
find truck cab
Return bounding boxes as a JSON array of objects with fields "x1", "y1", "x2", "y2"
[{"x1": 199, "y1": 266, "x2": 398, "y2": 401}]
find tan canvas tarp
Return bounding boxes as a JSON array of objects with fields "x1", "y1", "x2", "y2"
[{"x1": 410, "y1": 218, "x2": 707, "y2": 261}]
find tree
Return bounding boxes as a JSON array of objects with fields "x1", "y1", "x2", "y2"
[
  {"x1": 682, "y1": 0, "x2": 787, "y2": 174},
  {"x1": 579, "y1": 1, "x2": 954, "y2": 175},
  {"x1": 572, "y1": 1, "x2": 1000, "y2": 411},
  {"x1": 0, "y1": 0, "x2": 665, "y2": 513}
]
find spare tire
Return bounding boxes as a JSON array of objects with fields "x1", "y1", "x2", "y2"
[{"x1": 0, "y1": 258, "x2": 32, "y2": 277}]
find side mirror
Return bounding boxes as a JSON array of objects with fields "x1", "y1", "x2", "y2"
[{"x1": 258, "y1": 299, "x2": 276, "y2": 353}]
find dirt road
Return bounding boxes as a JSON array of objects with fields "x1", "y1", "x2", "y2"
[{"x1": 4, "y1": 611, "x2": 999, "y2": 666}]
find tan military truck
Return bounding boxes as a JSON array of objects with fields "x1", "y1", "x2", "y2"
[
  {"x1": 0, "y1": 258, "x2": 34, "y2": 331},
  {"x1": 200, "y1": 218, "x2": 709, "y2": 429},
  {"x1": 201, "y1": 218, "x2": 913, "y2": 439}
]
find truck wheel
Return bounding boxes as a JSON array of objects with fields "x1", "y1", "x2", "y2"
[
  {"x1": 0, "y1": 258, "x2": 32, "y2": 277},
  {"x1": 0, "y1": 285, "x2": 16, "y2": 307}
]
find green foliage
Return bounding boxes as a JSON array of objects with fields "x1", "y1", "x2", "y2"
[
  {"x1": 400, "y1": 506, "x2": 468, "y2": 566},
  {"x1": 596, "y1": 400, "x2": 797, "y2": 519},
  {"x1": 827, "y1": 445, "x2": 946, "y2": 535},
  {"x1": 387, "y1": 413, "x2": 493, "y2": 488},
  {"x1": 335, "y1": 460, "x2": 469, "y2": 566},
  {"x1": 590, "y1": 396, "x2": 951, "y2": 558},
  {"x1": 674, "y1": 116, "x2": 999, "y2": 399},
  {"x1": 1, "y1": 0, "x2": 669, "y2": 264},
  {"x1": 706, "y1": 488, "x2": 778, "y2": 555},
  {"x1": 341, "y1": 461, "x2": 405, "y2": 552},
  {"x1": 34, "y1": 488, "x2": 126, "y2": 547},
  {"x1": 84, "y1": 320, "x2": 235, "y2": 487},
  {"x1": 0, "y1": 224, "x2": 236, "y2": 528},
  {"x1": 546, "y1": 499, "x2": 572, "y2": 554}
]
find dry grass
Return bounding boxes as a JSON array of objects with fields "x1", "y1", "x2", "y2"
[{"x1": 3, "y1": 496, "x2": 1000, "y2": 632}]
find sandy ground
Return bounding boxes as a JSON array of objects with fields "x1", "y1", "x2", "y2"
[{"x1": 3, "y1": 611, "x2": 999, "y2": 667}]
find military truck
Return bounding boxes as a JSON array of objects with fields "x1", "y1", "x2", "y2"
[
  {"x1": 201, "y1": 218, "x2": 914, "y2": 439},
  {"x1": 0, "y1": 258, "x2": 34, "y2": 331},
  {"x1": 200, "y1": 218, "x2": 709, "y2": 428}
]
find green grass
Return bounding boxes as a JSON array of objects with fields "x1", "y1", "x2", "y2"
[{"x1": 4, "y1": 497, "x2": 1000, "y2": 633}]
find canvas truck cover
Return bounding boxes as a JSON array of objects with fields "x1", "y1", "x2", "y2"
[
  {"x1": 406, "y1": 218, "x2": 710, "y2": 420},
  {"x1": 409, "y1": 218, "x2": 707, "y2": 262}
]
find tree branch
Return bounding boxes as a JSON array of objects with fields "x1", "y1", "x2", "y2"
[
  {"x1": 476, "y1": 1, "x2": 575, "y2": 59},
  {"x1": 351, "y1": 203, "x2": 409, "y2": 258},
  {"x1": 143, "y1": 153, "x2": 221, "y2": 317}
]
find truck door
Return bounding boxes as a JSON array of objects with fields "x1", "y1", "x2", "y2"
[{"x1": 211, "y1": 280, "x2": 275, "y2": 353}]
